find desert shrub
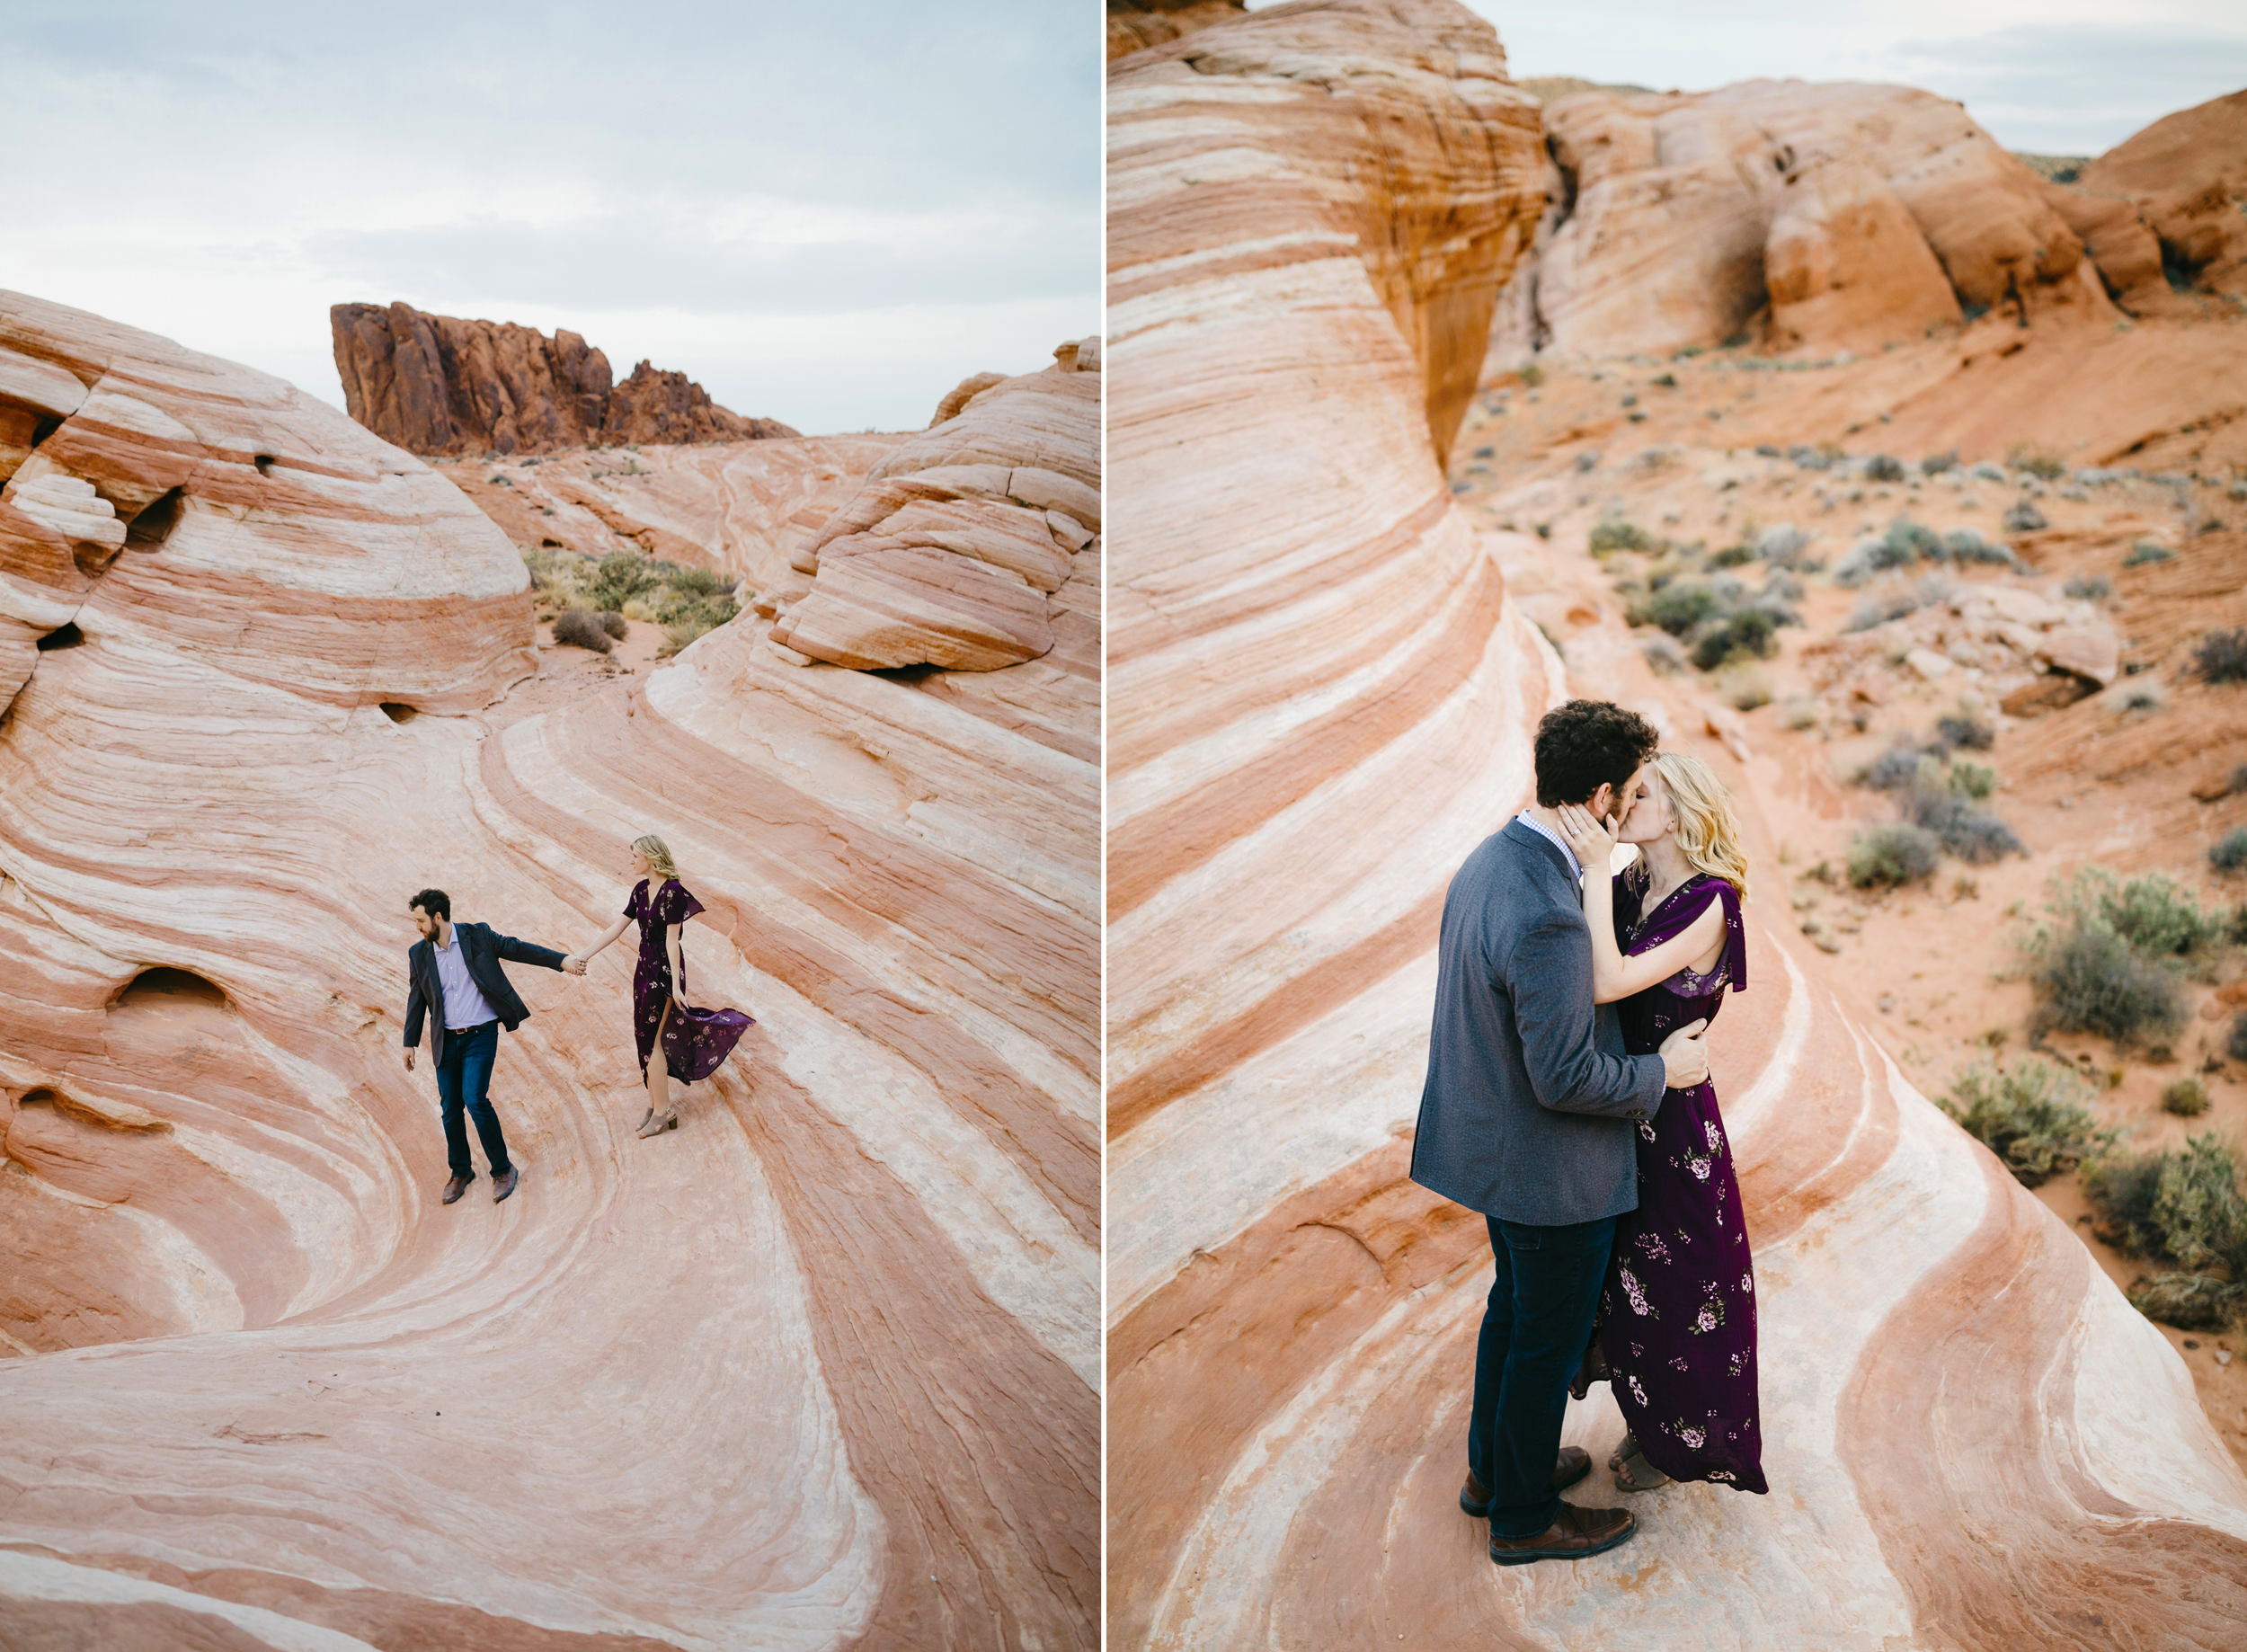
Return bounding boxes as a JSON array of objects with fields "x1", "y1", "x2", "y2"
[
  {"x1": 1864, "y1": 453, "x2": 1906, "y2": 482},
  {"x1": 2003, "y1": 500, "x2": 2049, "y2": 533},
  {"x1": 2212, "y1": 830, "x2": 2247, "y2": 873},
  {"x1": 2064, "y1": 574, "x2": 2112, "y2": 601},
  {"x1": 1710, "y1": 542, "x2": 1757, "y2": 568},
  {"x1": 1848, "y1": 822, "x2": 1940, "y2": 888},
  {"x1": 1641, "y1": 635, "x2": 1687, "y2": 677},
  {"x1": 1719, "y1": 665, "x2": 1772, "y2": 710},
  {"x1": 2083, "y1": 1134, "x2": 2247, "y2": 1328},
  {"x1": 2164, "y1": 1079, "x2": 2212, "y2": 1117},
  {"x1": 1754, "y1": 523, "x2": 1813, "y2": 566},
  {"x1": 599, "y1": 610, "x2": 628, "y2": 640},
  {"x1": 1902, "y1": 785, "x2": 2022, "y2": 863},
  {"x1": 1970, "y1": 461, "x2": 2007, "y2": 482},
  {"x1": 1949, "y1": 759, "x2": 1997, "y2": 801},
  {"x1": 1934, "y1": 713, "x2": 1994, "y2": 751},
  {"x1": 1938, "y1": 528, "x2": 2016, "y2": 565},
  {"x1": 2123, "y1": 540, "x2": 2173, "y2": 566},
  {"x1": 585, "y1": 552, "x2": 663, "y2": 613},
  {"x1": 666, "y1": 565, "x2": 730, "y2": 600},
  {"x1": 1860, "y1": 742, "x2": 1934, "y2": 791},
  {"x1": 2194, "y1": 628, "x2": 2247, "y2": 684},
  {"x1": 2031, "y1": 927, "x2": 2184, "y2": 1045},
  {"x1": 1778, "y1": 697, "x2": 1819, "y2": 731},
  {"x1": 1690, "y1": 608, "x2": 1779, "y2": 671},
  {"x1": 1652, "y1": 371, "x2": 1677, "y2": 387},
  {"x1": 1630, "y1": 580, "x2": 1719, "y2": 635},
  {"x1": 2233, "y1": 1011, "x2": 2247, "y2": 1061},
  {"x1": 2068, "y1": 870, "x2": 2225, "y2": 957},
  {"x1": 1846, "y1": 591, "x2": 1920, "y2": 632},
  {"x1": 656, "y1": 595, "x2": 740, "y2": 656},
  {"x1": 2010, "y1": 445, "x2": 2069, "y2": 481},
  {"x1": 1939, "y1": 1058, "x2": 2111, "y2": 1186},
  {"x1": 1834, "y1": 519, "x2": 1943, "y2": 586},
  {"x1": 552, "y1": 608, "x2": 613, "y2": 653},
  {"x1": 1922, "y1": 450, "x2": 1960, "y2": 475},
  {"x1": 1519, "y1": 363, "x2": 1545, "y2": 388},
  {"x1": 1589, "y1": 518, "x2": 1656, "y2": 555},
  {"x1": 1762, "y1": 569, "x2": 1807, "y2": 603}
]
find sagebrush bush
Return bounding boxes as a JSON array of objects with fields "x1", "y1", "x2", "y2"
[
  {"x1": 1754, "y1": 523, "x2": 1813, "y2": 567},
  {"x1": 1939, "y1": 1058, "x2": 2111, "y2": 1186},
  {"x1": 2064, "y1": 574, "x2": 2112, "y2": 600},
  {"x1": 2123, "y1": 540, "x2": 2173, "y2": 566},
  {"x1": 2211, "y1": 829, "x2": 2247, "y2": 873},
  {"x1": 552, "y1": 608, "x2": 613, "y2": 653},
  {"x1": 1589, "y1": 518, "x2": 1656, "y2": 555},
  {"x1": 1903, "y1": 786, "x2": 2021, "y2": 863},
  {"x1": 1860, "y1": 743, "x2": 1933, "y2": 791},
  {"x1": 2163, "y1": 1079, "x2": 2212, "y2": 1117},
  {"x1": 1689, "y1": 608, "x2": 1779, "y2": 671},
  {"x1": 1718, "y1": 665, "x2": 1772, "y2": 710},
  {"x1": 1949, "y1": 760, "x2": 1997, "y2": 801},
  {"x1": 2062, "y1": 869, "x2": 2225, "y2": 957},
  {"x1": 1710, "y1": 542, "x2": 1757, "y2": 568},
  {"x1": 599, "y1": 610, "x2": 628, "y2": 641},
  {"x1": 1934, "y1": 713, "x2": 1994, "y2": 751},
  {"x1": 585, "y1": 552, "x2": 663, "y2": 613},
  {"x1": 2010, "y1": 445, "x2": 2069, "y2": 481},
  {"x1": 2031, "y1": 926, "x2": 2184, "y2": 1045},
  {"x1": 2233, "y1": 1011, "x2": 2247, "y2": 1061},
  {"x1": 1846, "y1": 591, "x2": 1920, "y2": 632},
  {"x1": 2083, "y1": 1134, "x2": 2247, "y2": 1328},
  {"x1": 2003, "y1": 500, "x2": 2049, "y2": 533},
  {"x1": 1630, "y1": 580, "x2": 1718, "y2": 635},
  {"x1": 1921, "y1": 450, "x2": 1959, "y2": 475},
  {"x1": 1848, "y1": 822, "x2": 1940, "y2": 888},
  {"x1": 2195, "y1": 628, "x2": 2247, "y2": 684},
  {"x1": 1939, "y1": 528, "x2": 2016, "y2": 566},
  {"x1": 1864, "y1": 454, "x2": 1906, "y2": 482}
]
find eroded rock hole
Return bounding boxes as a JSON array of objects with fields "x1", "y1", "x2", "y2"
[
  {"x1": 113, "y1": 966, "x2": 228, "y2": 1008},
  {"x1": 126, "y1": 486, "x2": 186, "y2": 548},
  {"x1": 379, "y1": 701, "x2": 418, "y2": 724},
  {"x1": 253, "y1": 454, "x2": 276, "y2": 475},
  {"x1": 36, "y1": 623, "x2": 83, "y2": 652},
  {"x1": 31, "y1": 414, "x2": 63, "y2": 449}
]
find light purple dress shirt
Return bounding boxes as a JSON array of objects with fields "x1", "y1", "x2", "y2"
[{"x1": 431, "y1": 927, "x2": 500, "y2": 1029}]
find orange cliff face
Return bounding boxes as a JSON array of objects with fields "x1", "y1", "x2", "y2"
[
  {"x1": 1106, "y1": 5, "x2": 2247, "y2": 1648},
  {"x1": 0, "y1": 289, "x2": 1097, "y2": 1648}
]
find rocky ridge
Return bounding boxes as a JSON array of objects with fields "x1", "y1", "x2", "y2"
[
  {"x1": 0, "y1": 289, "x2": 1096, "y2": 1648},
  {"x1": 332, "y1": 300, "x2": 800, "y2": 457}
]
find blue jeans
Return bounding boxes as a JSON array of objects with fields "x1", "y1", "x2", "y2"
[
  {"x1": 433, "y1": 1020, "x2": 510, "y2": 1178},
  {"x1": 1467, "y1": 1212, "x2": 1617, "y2": 1537}
]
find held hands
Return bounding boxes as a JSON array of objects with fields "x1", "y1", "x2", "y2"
[
  {"x1": 563, "y1": 954, "x2": 588, "y2": 976},
  {"x1": 1658, "y1": 1018, "x2": 1710, "y2": 1090},
  {"x1": 1555, "y1": 802, "x2": 1620, "y2": 872}
]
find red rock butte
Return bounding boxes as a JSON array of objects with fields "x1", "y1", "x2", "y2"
[
  {"x1": 1106, "y1": 3, "x2": 2247, "y2": 1646},
  {"x1": 332, "y1": 300, "x2": 801, "y2": 457},
  {"x1": 0, "y1": 289, "x2": 1096, "y2": 1648}
]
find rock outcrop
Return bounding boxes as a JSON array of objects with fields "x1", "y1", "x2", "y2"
[
  {"x1": 765, "y1": 338, "x2": 1100, "y2": 671},
  {"x1": 332, "y1": 301, "x2": 800, "y2": 457},
  {"x1": 1106, "y1": 0, "x2": 1245, "y2": 59},
  {"x1": 2051, "y1": 88, "x2": 2247, "y2": 313},
  {"x1": 0, "y1": 289, "x2": 1096, "y2": 1648},
  {"x1": 1491, "y1": 79, "x2": 2115, "y2": 363},
  {"x1": 1107, "y1": 5, "x2": 2247, "y2": 1647}
]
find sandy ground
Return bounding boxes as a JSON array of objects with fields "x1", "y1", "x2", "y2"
[{"x1": 1452, "y1": 312, "x2": 2247, "y2": 1469}]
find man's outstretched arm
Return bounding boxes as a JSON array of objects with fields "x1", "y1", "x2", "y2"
[{"x1": 491, "y1": 929, "x2": 569, "y2": 971}]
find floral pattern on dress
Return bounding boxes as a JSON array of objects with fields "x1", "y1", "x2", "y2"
[{"x1": 624, "y1": 877, "x2": 754, "y2": 1084}]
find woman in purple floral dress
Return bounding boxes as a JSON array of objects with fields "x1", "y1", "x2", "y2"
[
  {"x1": 1558, "y1": 751, "x2": 1766, "y2": 1497},
  {"x1": 577, "y1": 834, "x2": 753, "y2": 1137}
]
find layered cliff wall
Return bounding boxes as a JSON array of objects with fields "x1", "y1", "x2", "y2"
[
  {"x1": 1106, "y1": 5, "x2": 2247, "y2": 1647},
  {"x1": 0, "y1": 289, "x2": 1097, "y2": 1649},
  {"x1": 332, "y1": 301, "x2": 800, "y2": 457}
]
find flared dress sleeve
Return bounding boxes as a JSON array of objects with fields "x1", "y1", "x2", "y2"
[
  {"x1": 657, "y1": 881, "x2": 706, "y2": 927},
  {"x1": 1655, "y1": 880, "x2": 1748, "y2": 998},
  {"x1": 625, "y1": 879, "x2": 647, "y2": 922}
]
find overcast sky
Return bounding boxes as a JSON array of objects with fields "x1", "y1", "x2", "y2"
[{"x1": 1, "y1": 1, "x2": 1099, "y2": 435}]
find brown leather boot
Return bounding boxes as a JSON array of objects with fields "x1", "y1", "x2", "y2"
[
  {"x1": 492, "y1": 1167, "x2": 520, "y2": 1203},
  {"x1": 1458, "y1": 1448, "x2": 1593, "y2": 1516},
  {"x1": 1488, "y1": 1501, "x2": 1635, "y2": 1566},
  {"x1": 440, "y1": 1173, "x2": 472, "y2": 1205}
]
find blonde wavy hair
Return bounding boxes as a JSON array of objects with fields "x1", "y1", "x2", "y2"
[
  {"x1": 1651, "y1": 752, "x2": 1748, "y2": 900},
  {"x1": 632, "y1": 834, "x2": 679, "y2": 882}
]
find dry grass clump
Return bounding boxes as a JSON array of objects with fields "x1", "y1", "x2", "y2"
[
  {"x1": 2211, "y1": 829, "x2": 2247, "y2": 874},
  {"x1": 1848, "y1": 822, "x2": 1939, "y2": 888},
  {"x1": 2009, "y1": 444, "x2": 2069, "y2": 481},
  {"x1": 552, "y1": 608, "x2": 613, "y2": 653},
  {"x1": 2195, "y1": 628, "x2": 2247, "y2": 684},
  {"x1": 2020, "y1": 869, "x2": 2216, "y2": 1050},
  {"x1": 1939, "y1": 1057, "x2": 2111, "y2": 1186},
  {"x1": 2163, "y1": 1079, "x2": 2212, "y2": 1117},
  {"x1": 526, "y1": 546, "x2": 741, "y2": 657}
]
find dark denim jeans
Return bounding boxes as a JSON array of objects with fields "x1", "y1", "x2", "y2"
[
  {"x1": 1467, "y1": 1212, "x2": 1617, "y2": 1537},
  {"x1": 434, "y1": 1020, "x2": 510, "y2": 1178}
]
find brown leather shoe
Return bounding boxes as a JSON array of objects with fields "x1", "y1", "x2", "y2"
[
  {"x1": 492, "y1": 1167, "x2": 520, "y2": 1203},
  {"x1": 440, "y1": 1173, "x2": 473, "y2": 1205},
  {"x1": 1459, "y1": 1447, "x2": 1594, "y2": 1516},
  {"x1": 1488, "y1": 1501, "x2": 1635, "y2": 1566}
]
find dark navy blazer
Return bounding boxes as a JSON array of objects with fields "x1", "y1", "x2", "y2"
[{"x1": 404, "y1": 922, "x2": 566, "y2": 1064}]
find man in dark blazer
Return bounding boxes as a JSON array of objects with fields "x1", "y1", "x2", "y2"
[
  {"x1": 1412, "y1": 700, "x2": 1710, "y2": 1566},
  {"x1": 404, "y1": 887, "x2": 586, "y2": 1205}
]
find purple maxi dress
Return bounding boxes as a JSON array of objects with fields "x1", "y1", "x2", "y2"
[
  {"x1": 626, "y1": 878, "x2": 752, "y2": 1083},
  {"x1": 1597, "y1": 865, "x2": 1767, "y2": 1494}
]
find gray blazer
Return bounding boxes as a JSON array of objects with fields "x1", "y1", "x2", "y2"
[{"x1": 1409, "y1": 820, "x2": 1668, "y2": 1225}]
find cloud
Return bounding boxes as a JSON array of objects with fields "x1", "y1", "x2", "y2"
[{"x1": 0, "y1": 0, "x2": 1099, "y2": 434}]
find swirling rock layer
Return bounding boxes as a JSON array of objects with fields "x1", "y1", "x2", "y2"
[
  {"x1": 0, "y1": 289, "x2": 1096, "y2": 1649},
  {"x1": 332, "y1": 301, "x2": 800, "y2": 457},
  {"x1": 1106, "y1": 6, "x2": 2247, "y2": 1647},
  {"x1": 768, "y1": 340, "x2": 1101, "y2": 672}
]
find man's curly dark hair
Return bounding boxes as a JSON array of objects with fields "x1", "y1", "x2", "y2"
[{"x1": 1532, "y1": 699, "x2": 1659, "y2": 808}]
